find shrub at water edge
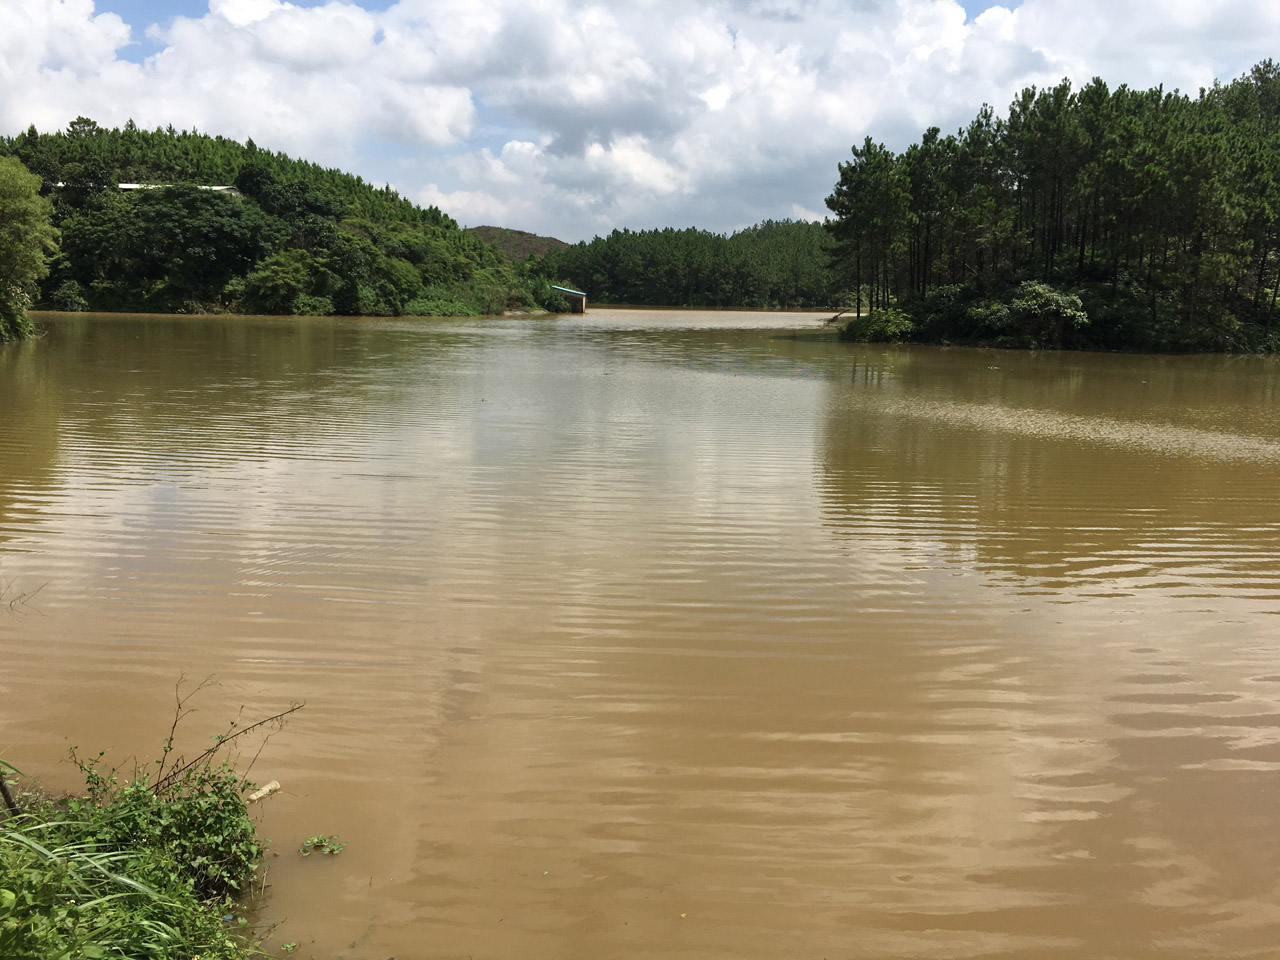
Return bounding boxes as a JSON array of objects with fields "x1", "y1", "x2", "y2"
[{"x1": 0, "y1": 697, "x2": 302, "y2": 959}]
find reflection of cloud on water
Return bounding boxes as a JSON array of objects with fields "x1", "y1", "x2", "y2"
[
  {"x1": 817, "y1": 349, "x2": 1280, "y2": 604},
  {"x1": 12, "y1": 318, "x2": 1280, "y2": 957},
  {"x1": 0, "y1": 315, "x2": 484, "y2": 637},
  {"x1": 837, "y1": 391, "x2": 1280, "y2": 465},
  {"x1": 809, "y1": 348, "x2": 1280, "y2": 957}
]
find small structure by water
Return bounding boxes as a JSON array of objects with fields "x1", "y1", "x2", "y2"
[{"x1": 552, "y1": 285, "x2": 587, "y2": 314}]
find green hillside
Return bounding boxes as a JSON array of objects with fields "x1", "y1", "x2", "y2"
[
  {"x1": 0, "y1": 118, "x2": 562, "y2": 317},
  {"x1": 466, "y1": 225, "x2": 568, "y2": 260}
]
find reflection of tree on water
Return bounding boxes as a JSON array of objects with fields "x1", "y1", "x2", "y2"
[
  {"x1": 33, "y1": 315, "x2": 484, "y2": 469},
  {"x1": 27, "y1": 313, "x2": 474, "y2": 459},
  {"x1": 0, "y1": 337, "x2": 62, "y2": 548},
  {"x1": 0, "y1": 312, "x2": 476, "y2": 555},
  {"x1": 817, "y1": 346, "x2": 1280, "y2": 599}
]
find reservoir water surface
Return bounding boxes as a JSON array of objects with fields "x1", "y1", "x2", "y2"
[{"x1": 3, "y1": 309, "x2": 1280, "y2": 958}]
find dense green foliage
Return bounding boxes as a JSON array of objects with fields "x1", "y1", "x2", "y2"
[
  {"x1": 838, "y1": 306, "x2": 915, "y2": 343},
  {"x1": 0, "y1": 118, "x2": 552, "y2": 316},
  {"x1": 0, "y1": 755, "x2": 260, "y2": 960},
  {"x1": 536, "y1": 219, "x2": 836, "y2": 308},
  {"x1": 0, "y1": 157, "x2": 57, "y2": 341},
  {"x1": 827, "y1": 61, "x2": 1280, "y2": 351}
]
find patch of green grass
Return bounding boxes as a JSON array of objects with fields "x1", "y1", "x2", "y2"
[
  {"x1": 0, "y1": 687, "x2": 304, "y2": 959},
  {"x1": 1, "y1": 771, "x2": 258, "y2": 959}
]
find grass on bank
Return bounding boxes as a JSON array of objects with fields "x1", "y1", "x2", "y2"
[{"x1": 1, "y1": 693, "x2": 302, "y2": 960}]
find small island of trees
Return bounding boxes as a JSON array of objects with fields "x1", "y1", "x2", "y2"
[{"x1": 825, "y1": 60, "x2": 1280, "y2": 352}]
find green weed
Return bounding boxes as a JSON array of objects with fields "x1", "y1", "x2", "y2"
[
  {"x1": 0, "y1": 682, "x2": 304, "y2": 959},
  {"x1": 298, "y1": 835, "x2": 346, "y2": 857}
]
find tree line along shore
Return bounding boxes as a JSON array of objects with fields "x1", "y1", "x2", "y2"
[
  {"x1": 3, "y1": 60, "x2": 1280, "y2": 352},
  {"x1": 0, "y1": 116, "x2": 572, "y2": 335},
  {"x1": 825, "y1": 60, "x2": 1280, "y2": 352}
]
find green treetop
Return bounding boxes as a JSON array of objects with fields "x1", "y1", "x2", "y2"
[{"x1": 0, "y1": 156, "x2": 57, "y2": 340}]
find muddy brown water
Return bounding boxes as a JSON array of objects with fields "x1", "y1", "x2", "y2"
[{"x1": 4, "y1": 309, "x2": 1280, "y2": 958}]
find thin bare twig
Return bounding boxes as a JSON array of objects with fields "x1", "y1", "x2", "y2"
[
  {"x1": 239, "y1": 729, "x2": 275, "y2": 790},
  {"x1": 2, "y1": 578, "x2": 47, "y2": 617},
  {"x1": 154, "y1": 675, "x2": 218, "y2": 783},
  {"x1": 153, "y1": 701, "x2": 304, "y2": 795}
]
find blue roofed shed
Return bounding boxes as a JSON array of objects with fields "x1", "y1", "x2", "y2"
[{"x1": 551, "y1": 285, "x2": 587, "y2": 314}]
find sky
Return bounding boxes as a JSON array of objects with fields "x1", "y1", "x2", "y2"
[{"x1": 3, "y1": 0, "x2": 1280, "y2": 242}]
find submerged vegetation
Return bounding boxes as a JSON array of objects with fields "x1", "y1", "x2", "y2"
[
  {"x1": 0, "y1": 690, "x2": 301, "y2": 959},
  {"x1": 826, "y1": 60, "x2": 1280, "y2": 352},
  {"x1": 0, "y1": 118, "x2": 561, "y2": 318}
]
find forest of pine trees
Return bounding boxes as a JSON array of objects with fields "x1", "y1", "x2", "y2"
[
  {"x1": 825, "y1": 61, "x2": 1280, "y2": 352},
  {"x1": 533, "y1": 220, "x2": 836, "y2": 309},
  {"x1": 8, "y1": 57, "x2": 1280, "y2": 354},
  {"x1": 0, "y1": 118, "x2": 563, "y2": 317}
]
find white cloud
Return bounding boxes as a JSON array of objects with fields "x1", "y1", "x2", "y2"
[
  {"x1": 416, "y1": 184, "x2": 510, "y2": 226},
  {"x1": 791, "y1": 203, "x2": 825, "y2": 222},
  {"x1": 3, "y1": 0, "x2": 1280, "y2": 240},
  {"x1": 249, "y1": 3, "x2": 378, "y2": 70},
  {"x1": 1, "y1": 0, "x2": 130, "y2": 71},
  {"x1": 209, "y1": 0, "x2": 282, "y2": 28},
  {"x1": 586, "y1": 136, "x2": 688, "y2": 195},
  {"x1": 0, "y1": 0, "x2": 136, "y2": 132}
]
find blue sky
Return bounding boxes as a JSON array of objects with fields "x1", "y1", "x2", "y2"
[
  {"x1": 95, "y1": 0, "x2": 1017, "y2": 26},
  {"x1": 97, "y1": 0, "x2": 386, "y2": 60},
  {"x1": 96, "y1": 0, "x2": 1024, "y2": 64},
  {"x1": 5, "y1": 0, "x2": 1278, "y2": 241}
]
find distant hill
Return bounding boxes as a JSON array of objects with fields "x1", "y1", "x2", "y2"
[{"x1": 467, "y1": 225, "x2": 568, "y2": 260}]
